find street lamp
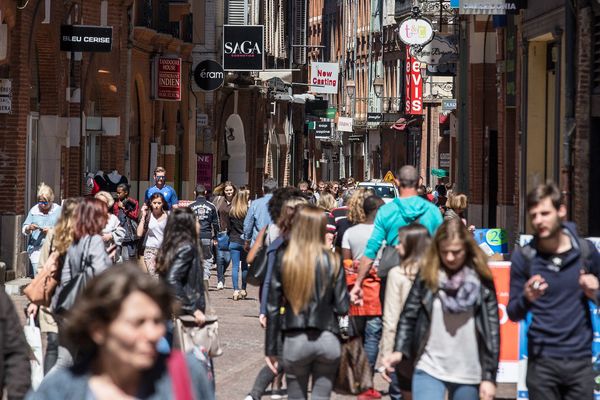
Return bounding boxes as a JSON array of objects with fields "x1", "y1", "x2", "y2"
[
  {"x1": 346, "y1": 80, "x2": 356, "y2": 99},
  {"x1": 372, "y1": 76, "x2": 384, "y2": 98}
]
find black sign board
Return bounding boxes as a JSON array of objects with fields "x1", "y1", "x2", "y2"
[
  {"x1": 506, "y1": 0, "x2": 527, "y2": 14},
  {"x1": 367, "y1": 113, "x2": 383, "y2": 123},
  {"x1": 314, "y1": 122, "x2": 332, "y2": 139},
  {"x1": 306, "y1": 99, "x2": 329, "y2": 118},
  {"x1": 194, "y1": 60, "x2": 224, "y2": 91},
  {"x1": 60, "y1": 25, "x2": 113, "y2": 52},
  {"x1": 223, "y1": 25, "x2": 264, "y2": 71},
  {"x1": 348, "y1": 134, "x2": 365, "y2": 143}
]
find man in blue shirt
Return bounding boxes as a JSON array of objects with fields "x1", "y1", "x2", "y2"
[
  {"x1": 144, "y1": 166, "x2": 178, "y2": 209},
  {"x1": 243, "y1": 178, "x2": 278, "y2": 251}
]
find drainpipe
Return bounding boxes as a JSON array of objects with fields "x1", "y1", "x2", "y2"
[
  {"x1": 563, "y1": 0, "x2": 576, "y2": 219},
  {"x1": 124, "y1": 8, "x2": 133, "y2": 180},
  {"x1": 520, "y1": 40, "x2": 529, "y2": 233}
]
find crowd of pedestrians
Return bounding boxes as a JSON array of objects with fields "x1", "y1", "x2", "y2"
[{"x1": 0, "y1": 164, "x2": 594, "y2": 400}]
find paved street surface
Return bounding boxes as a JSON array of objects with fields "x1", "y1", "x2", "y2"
[{"x1": 8, "y1": 270, "x2": 516, "y2": 399}]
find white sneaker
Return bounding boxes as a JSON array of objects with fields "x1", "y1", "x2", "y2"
[
  {"x1": 243, "y1": 396, "x2": 254, "y2": 400},
  {"x1": 216, "y1": 281, "x2": 224, "y2": 290}
]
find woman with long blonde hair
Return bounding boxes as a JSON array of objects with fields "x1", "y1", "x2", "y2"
[
  {"x1": 265, "y1": 205, "x2": 349, "y2": 400},
  {"x1": 382, "y1": 218, "x2": 499, "y2": 400},
  {"x1": 228, "y1": 189, "x2": 250, "y2": 300}
]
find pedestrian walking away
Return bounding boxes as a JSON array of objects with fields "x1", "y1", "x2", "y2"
[
  {"x1": 507, "y1": 181, "x2": 600, "y2": 400},
  {"x1": 244, "y1": 177, "x2": 278, "y2": 250},
  {"x1": 189, "y1": 184, "x2": 220, "y2": 282},
  {"x1": 213, "y1": 181, "x2": 237, "y2": 290},
  {"x1": 382, "y1": 218, "x2": 499, "y2": 400},
  {"x1": 350, "y1": 165, "x2": 443, "y2": 306},
  {"x1": 228, "y1": 188, "x2": 250, "y2": 300},
  {"x1": 265, "y1": 205, "x2": 349, "y2": 400}
]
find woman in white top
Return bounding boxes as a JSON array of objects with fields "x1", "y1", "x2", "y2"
[
  {"x1": 137, "y1": 192, "x2": 168, "y2": 278},
  {"x1": 94, "y1": 191, "x2": 126, "y2": 262}
]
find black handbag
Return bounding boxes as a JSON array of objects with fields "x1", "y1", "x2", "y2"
[
  {"x1": 55, "y1": 237, "x2": 94, "y2": 314},
  {"x1": 247, "y1": 244, "x2": 268, "y2": 286},
  {"x1": 377, "y1": 245, "x2": 400, "y2": 278}
]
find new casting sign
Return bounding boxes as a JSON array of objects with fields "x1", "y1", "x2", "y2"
[
  {"x1": 60, "y1": 25, "x2": 112, "y2": 52},
  {"x1": 223, "y1": 25, "x2": 264, "y2": 71}
]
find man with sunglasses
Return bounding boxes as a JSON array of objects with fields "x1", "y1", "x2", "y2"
[{"x1": 144, "y1": 166, "x2": 179, "y2": 209}]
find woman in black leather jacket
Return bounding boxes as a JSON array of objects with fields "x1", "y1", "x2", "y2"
[
  {"x1": 382, "y1": 218, "x2": 499, "y2": 400},
  {"x1": 156, "y1": 208, "x2": 206, "y2": 326},
  {"x1": 265, "y1": 205, "x2": 349, "y2": 400}
]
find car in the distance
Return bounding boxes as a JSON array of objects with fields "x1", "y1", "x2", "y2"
[{"x1": 357, "y1": 180, "x2": 399, "y2": 203}]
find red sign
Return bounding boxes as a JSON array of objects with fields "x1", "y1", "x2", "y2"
[
  {"x1": 156, "y1": 57, "x2": 181, "y2": 101},
  {"x1": 196, "y1": 153, "x2": 213, "y2": 190},
  {"x1": 490, "y1": 261, "x2": 520, "y2": 382},
  {"x1": 405, "y1": 49, "x2": 423, "y2": 115}
]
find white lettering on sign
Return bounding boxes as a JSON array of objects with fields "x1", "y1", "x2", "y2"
[
  {"x1": 405, "y1": 48, "x2": 423, "y2": 115},
  {"x1": 224, "y1": 41, "x2": 262, "y2": 55},
  {"x1": 156, "y1": 57, "x2": 182, "y2": 101}
]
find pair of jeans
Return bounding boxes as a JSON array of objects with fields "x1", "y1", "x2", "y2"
[
  {"x1": 200, "y1": 239, "x2": 214, "y2": 280},
  {"x1": 351, "y1": 316, "x2": 382, "y2": 371},
  {"x1": 412, "y1": 369, "x2": 479, "y2": 400},
  {"x1": 282, "y1": 330, "x2": 341, "y2": 400},
  {"x1": 216, "y1": 248, "x2": 231, "y2": 284},
  {"x1": 526, "y1": 357, "x2": 594, "y2": 400},
  {"x1": 228, "y1": 242, "x2": 248, "y2": 290}
]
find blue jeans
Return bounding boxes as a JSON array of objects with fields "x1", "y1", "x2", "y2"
[
  {"x1": 412, "y1": 369, "x2": 479, "y2": 400},
  {"x1": 229, "y1": 242, "x2": 248, "y2": 290},
  {"x1": 216, "y1": 248, "x2": 231, "y2": 284}
]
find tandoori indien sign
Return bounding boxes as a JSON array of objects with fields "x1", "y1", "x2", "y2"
[
  {"x1": 405, "y1": 48, "x2": 423, "y2": 115},
  {"x1": 310, "y1": 62, "x2": 339, "y2": 94},
  {"x1": 154, "y1": 57, "x2": 182, "y2": 101}
]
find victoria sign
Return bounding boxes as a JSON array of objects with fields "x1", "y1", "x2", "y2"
[{"x1": 223, "y1": 25, "x2": 264, "y2": 71}]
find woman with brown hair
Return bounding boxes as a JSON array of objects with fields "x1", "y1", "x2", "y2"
[
  {"x1": 215, "y1": 181, "x2": 237, "y2": 290},
  {"x1": 382, "y1": 218, "x2": 499, "y2": 400},
  {"x1": 29, "y1": 265, "x2": 214, "y2": 399},
  {"x1": 228, "y1": 189, "x2": 250, "y2": 300},
  {"x1": 137, "y1": 192, "x2": 169, "y2": 278},
  {"x1": 265, "y1": 205, "x2": 349, "y2": 400}
]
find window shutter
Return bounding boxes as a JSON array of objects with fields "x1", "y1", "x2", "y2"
[
  {"x1": 226, "y1": 0, "x2": 247, "y2": 25},
  {"x1": 292, "y1": 0, "x2": 307, "y2": 65}
]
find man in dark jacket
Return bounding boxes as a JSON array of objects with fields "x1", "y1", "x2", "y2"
[
  {"x1": 189, "y1": 185, "x2": 220, "y2": 277},
  {"x1": 507, "y1": 182, "x2": 600, "y2": 400},
  {"x1": 0, "y1": 291, "x2": 31, "y2": 399}
]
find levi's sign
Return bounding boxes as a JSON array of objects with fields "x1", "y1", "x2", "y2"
[
  {"x1": 223, "y1": 25, "x2": 264, "y2": 71},
  {"x1": 60, "y1": 25, "x2": 112, "y2": 52}
]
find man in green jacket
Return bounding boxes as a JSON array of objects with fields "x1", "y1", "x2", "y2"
[{"x1": 350, "y1": 165, "x2": 443, "y2": 304}]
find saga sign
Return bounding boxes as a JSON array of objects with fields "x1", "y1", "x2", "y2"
[
  {"x1": 398, "y1": 17, "x2": 434, "y2": 46},
  {"x1": 223, "y1": 25, "x2": 264, "y2": 71}
]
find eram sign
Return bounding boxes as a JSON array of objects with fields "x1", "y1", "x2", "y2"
[
  {"x1": 405, "y1": 49, "x2": 423, "y2": 115},
  {"x1": 310, "y1": 62, "x2": 339, "y2": 94}
]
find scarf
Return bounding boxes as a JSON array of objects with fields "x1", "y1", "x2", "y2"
[{"x1": 437, "y1": 266, "x2": 481, "y2": 313}]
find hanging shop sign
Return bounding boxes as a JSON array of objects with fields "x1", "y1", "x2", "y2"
[
  {"x1": 405, "y1": 49, "x2": 423, "y2": 115},
  {"x1": 309, "y1": 62, "x2": 339, "y2": 94},
  {"x1": 223, "y1": 25, "x2": 264, "y2": 71},
  {"x1": 196, "y1": 153, "x2": 213, "y2": 191},
  {"x1": 60, "y1": 25, "x2": 113, "y2": 52},
  {"x1": 413, "y1": 34, "x2": 459, "y2": 65},
  {"x1": 348, "y1": 134, "x2": 365, "y2": 143},
  {"x1": 193, "y1": 60, "x2": 224, "y2": 91},
  {"x1": 314, "y1": 122, "x2": 333, "y2": 139},
  {"x1": 0, "y1": 79, "x2": 11, "y2": 114},
  {"x1": 153, "y1": 57, "x2": 182, "y2": 101},
  {"x1": 398, "y1": 17, "x2": 434, "y2": 46},
  {"x1": 459, "y1": 0, "x2": 517, "y2": 14},
  {"x1": 337, "y1": 117, "x2": 353, "y2": 132},
  {"x1": 442, "y1": 99, "x2": 457, "y2": 111},
  {"x1": 367, "y1": 113, "x2": 383, "y2": 123}
]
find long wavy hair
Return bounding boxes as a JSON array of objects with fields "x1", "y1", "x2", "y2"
[
  {"x1": 347, "y1": 188, "x2": 373, "y2": 224},
  {"x1": 398, "y1": 223, "x2": 431, "y2": 280},
  {"x1": 282, "y1": 205, "x2": 339, "y2": 315},
  {"x1": 53, "y1": 198, "x2": 82, "y2": 255},
  {"x1": 73, "y1": 198, "x2": 108, "y2": 241},
  {"x1": 155, "y1": 208, "x2": 199, "y2": 276},
  {"x1": 421, "y1": 218, "x2": 491, "y2": 291},
  {"x1": 230, "y1": 189, "x2": 249, "y2": 219}
]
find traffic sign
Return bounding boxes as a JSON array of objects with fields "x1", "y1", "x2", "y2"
[{"x1": 383, "y1": 171, "x2": 395, "y2": 182}]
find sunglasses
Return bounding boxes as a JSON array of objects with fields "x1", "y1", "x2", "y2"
[
  {"x1": 38, "y1": 201, "x2": 49, "y2": 206},
  {"x1": 155, "y1": 176, "x2": 166, "y2": 181}
]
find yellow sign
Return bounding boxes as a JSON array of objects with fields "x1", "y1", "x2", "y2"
[{"x1": 383, "y1": 171, "x2": 395, "y2": 182}]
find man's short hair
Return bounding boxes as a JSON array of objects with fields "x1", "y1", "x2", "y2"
[
  {"x1": 154, "y1": 166, "x2": 166, "y2": 175},
  {"x1": 527, "y1": 181, "x2": 562, "y2": 211},
  {"x1": 397, "y1": 165, "x2": 419, "y2": 189},
  {"x1": 195, "y1": 184, "x2": 207, "y2": 195},
  {"x1": 116, "y1": 183, "x2": 130, "y2": 193},
  {"x1": 263, "y1": 178, "x2": 278, "y2": 194}
]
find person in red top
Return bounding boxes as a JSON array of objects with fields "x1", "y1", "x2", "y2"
[{"x1": 113, "y1": 183, "x2": 139, "y2": 260}]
